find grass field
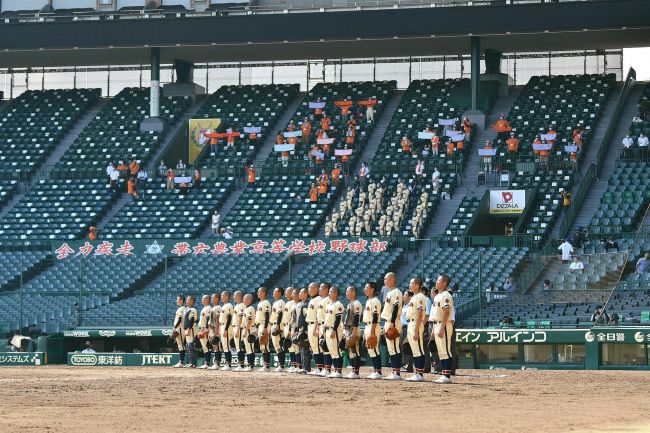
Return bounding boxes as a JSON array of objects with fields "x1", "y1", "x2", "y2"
[{"x1": 1, "y1": 367, "x2": 649, "y2": 433}]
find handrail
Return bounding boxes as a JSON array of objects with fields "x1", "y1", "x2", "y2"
[{"x1": 594, "y1": 67, "x2": 636, "y2": 176}]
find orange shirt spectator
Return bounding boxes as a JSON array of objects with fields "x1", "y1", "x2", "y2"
[
  {"x1": 546, "y1": 127, "x2": 557, "y2": 145},
  {"x1": 533, "y1": 136, "x2": 543, "y2": 155},
  {"x1": 320, "y1": 116, "x2": 331, "y2": 131},
  {"x1": 244, "y1": 165, "x2": 256, "y2": 185},
  {"x1": 506, "y1": 134, "x2": 519, "y2": 153},
  {"x1": 129, "y1": 160, "x2": 140, "y2": 177},
  {"x1": 301, "y1": 120, "x2": 312, "y2": 137},
  {"x1": 117, "y1": 162, "x2": 128, "y2": 176},
  {"x1": 431, "y1": 134, "x2": 440, "y2": 153},
  {"x1": 226, "y1": 129, "x2": 238, "y2": 146},
  {"x1": 491, "y1": 116, "x2": 511, "y2": 132},
  {"x1": 127, "y1": 178, "x2": 138, "y2": 199},
  {"x1": 276, "y1": 132, "x2": 284, "y2": 144},
  {"x1": 446, "y1": 141, "x2": 455, "y2": 156},
  {"x1": 462, "y1": 118, "x2": 472, "y2": 135},
  {"x1": 456, "y1": 139, "x2": 465, "y2": 151},
  {"x1": 346, "y1": 126, "x2": 356, "y2": 145},
  {"x1": 309, "y1": 185, "x2": 318, "y2": 203},
  {"x1": 331, "y1": 166, "x2": 341, "y2": 186},
  {"x1": 318, "y1": 172, "x2": 329, "y2": 194},
  {"x1": 401, "y1": 137, "x2": 412, "y2": 152},
  {"x1": 288, "y1": 135, "x2": 298, "y2": 145},
  {"x1": 88, "y1": 226, "x2": 97, "y2": 241},
  {"x1": 206, "y1": 131, "x2": 220, "y2": 145},
  {"x1": 248, "y1": 132, "x2": 257, "y2": 142},
  {"x1": 573, "y1": 128, "x2": 583, "y2": 148}
]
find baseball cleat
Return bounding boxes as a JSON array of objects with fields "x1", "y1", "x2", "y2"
[
  {"x1": 220, "y1": 365, "x2": 232, "y2": 372},
  {"x1": 197, "y1": 364, "x2": 208, "y2": 369},
  {"x1": 367, "y1": 372, "x2": 383, "y2": 380},
  {"x1": 296, "y1": 369, "x2": 306, "y2": 374},
  {"x1": 172, "y1": 362, "x2": 184, "y2": 368},
  {"x1": 241, "y1": 366, "x2": 252, "y2": 372},
  {"x1": 307, "y1": 369, "x2": 322, "y2": 376},
  {"x1": 273, "y1": 366, "x2": 284, "y2": 373},
  {"x1": 385, "y1": 373, "x2": 402, "y2": 380},
  {"x1": 345, "y1": 372, "x2": 361, "y2": 379},
  {"x1": 232, "y1": 366, "x2": 243, "y2": 372},
  {"x1": 434, "y1": 375, "x2": 452, "y2": 384},
  {"x1": 258, "y1": 367, "x2": 271, "y2": 373},
  {"x1": 318, "y1": 370, "x2": 330, "y2": 377},
  {"x1": 327, "y1": 372, "x2": 343, "y2": 378},
  {"x1": 406, "y1": 374, "x2": 423, "y2": 382},
  {"x1": 207, "y1": 364, "x2": 219, "y2": 370},
  {"x1": 287, "y1": 366, "x2": 296, "y2": 373}
]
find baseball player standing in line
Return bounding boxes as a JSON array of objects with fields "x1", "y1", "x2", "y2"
[
  {"x1": 295, "y1": 288, "x2": 311, "y2": 374},
  {"x1": 405, "y1": 278, "x2": 426, "y2": 382},
  {"x1": 241, "y1": 294, "x2": 256, "y2": 371},
  {"x1": 219, "y1": 291, "x2": 234, "y2": 371},
  {"x1": 381, "y1": 272, "x2": 403, "y2": 380},
  {"x1": 430, "y1": 274, "x2": 454, "y2": 384},
  {"x1": 363, "y1": 282, "x2": 383, "y2": 379},
  {"x1": 197, "y1": 295, "x2": 212, "y2": 369},
  {"x1": 344, "y1": 285, "x2": 362, "y2": 379},
  {"x1": 324, "y1": 286, "x2": 344, "y2": 378},
  {"x1": 317, "y1": 282, "x2": 332, "y2": 376},
  {"x1": 172, "y1": 295, "x2": 186, "y2": 368},
  {"x1": 270, "y1": 287, "x2": 286, "y2": 372},
  {"x1": 255, "y1": 286, "x2": 272, "y2": 372},
  {"x1": 281, "y1": 288, "x2": 296, "y2": 372},
  {"x1": 208, "y1": 293, "x2": 221, "y2": 370},
  {"x1": 183, "y1": 295, "x2": 198, "y2": 368},
  {"x1": 306, "y1": 282, "x2": 323, "y2": 375},
  {"x1": 231, "y1": 291, "x2": 246, "y2": 371}
]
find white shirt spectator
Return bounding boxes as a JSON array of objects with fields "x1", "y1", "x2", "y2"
[
  {"x1": 137, "y1": 170, "x2": 148, "y2": 181},
  {"x1": 223, "y1": 230, "x2": 233, "y2": 239},
  {"x1": 558, "y1": 240, "x2": 574, "y2": 261},
  {"x1": 211, "y1": 213, "x2": 221, "y2": 229},
  {"x1": 109, "y1": 170, "x2": 120, "y2": 182},
  {"x1": 622, "y1": 135, "x2": 634, "y2": 148},
  {"x1": 106, "y1": 164, "x2": 115, "y2": 177},
  {"x1": 569, "y1": 260, "x2": 585, "y2": 271},
  {"x1": 638, "y1": 134, "x2": 649, "y2": 147},
  {"x1": 359, "y1": 164, "x2": 369, "y2": 178},
  {"x1": 82, "y1": 347, "x2": 96, "y2": 354}
]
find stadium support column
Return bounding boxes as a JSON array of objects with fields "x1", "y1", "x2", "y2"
[
  {"x1": 471, "y1": 36, "x2": 480, "y2": 111},
  {"x1": 463, "y1": 36, "x2": 485, "y2": 129},
  {"x1": 140, "y1": 47, "x2": 166, "y2": 132}
]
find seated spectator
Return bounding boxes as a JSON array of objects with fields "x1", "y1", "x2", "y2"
[
  {"x1": 81, "y1": 341, "x2": 96, "y2": 354},
  {"x1": 591, "y1": 306, "x2": 610, "y2": 326},
  {"x1": 572, "y1": 124, "x2": 584, "y2": 149},
  {"x1": 193, "y1": 169, "x2": 202, "y2": 190},
  {"x1": 221, "y1": 227, "x2": 234, "y2": 239},
  {"x1": 601, "y1": 238, "x2": 619, "y2": 251},
  {"x1": 569, "y1": 256, "x2": 584, "y2": 272},
  {"x1": 542, "y1": 279, "x2": 553, "y2": 290},
  {"x1": 546, "y1": 125, "x2": 558, "y2": 145},
  {"x1": 106, "y1": 162, "x2": 116, "y2": 180},
  {"x1": 501, "y1": 316, "x2": 514, "y2": 327},
  {"x1": 178, "y1": 182, "x2": 189, "y2": 196},
  {"x1": 637, "y1": 252, "x2": 650, "y2": 274},
  {"x1": 301, "y1": 118, "x2": 312, "y2": 147},
  {"x1": 116, "y1": 160, "x2": 129, "y2": 178},
  {"x1": 127, "y1": 177, "x2": 140, "y2": 200},
  {"x1": 158, "y1": 160, "x2": 167, "y2": 177},
  {"x1": 88, "y1": 226, "x2": 98, "y2": 241},
  {"x1": 166, "y1": 168, "x2": 175, "y2": 190},
  {"x1": 502, "y1": 276, "x2": 514, "y2": 292},
  {"x1": 609, "y1": 313, "x2": 620, "y2": 326},
  {"x1": 401, "y1": 136, "x2": 412, "y2": 153},
  {"x1": 320, "y1": 113, "x2": 331, "y2": 131}
]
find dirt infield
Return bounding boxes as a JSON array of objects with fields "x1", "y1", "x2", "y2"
[{"x1": 1, "y1": 367, "x2": 649, "y2": 433}]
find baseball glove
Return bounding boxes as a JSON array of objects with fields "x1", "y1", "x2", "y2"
[
  {"x1": 385, "y1": 326, "x2": 400, "y2": 341},
  {"x1": 271, "y1": 325, "x2": 281, "y2": 336},
  {"x1": 365, "y1": 333, "x2": 378, "y2": 349},
  {"x1": 171, "y1": 329, "x2": 180, "y2": 338},
  {"x1": 338, "y1": 338, "x2": 347, "y2": 352},
  {"x1": 259, "y1": 332, "x2": 269, "y2": 346},
  {"x1": 345, "y1": 333, "x2": 360, "y2": 350},
  {"x1": 401, "y1": 340, "x2": 413, "y2": 356},
  {"x1": 198, "y1": 329, "x2": 208, "y2": 339},
  {"x1": 318, "y1": 336, "x2": 328, "y2": 352},
  {"x1": 281, "y1": 337, "x2": 292, "y2": 351},
  {"x1": 209, "y1": 335, "x2": 220, "y2": 346},
  {"x1": 247, "y1": 334, "x2": 257, "y2": 344}
]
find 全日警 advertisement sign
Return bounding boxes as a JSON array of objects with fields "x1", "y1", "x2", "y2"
[{"x1": 489, "y1": 190, "x2": 526, "y2": 215}]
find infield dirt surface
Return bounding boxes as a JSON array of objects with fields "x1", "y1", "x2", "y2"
[{"x1": 1, "y1": 366, "x2": 649, "y2": 433}]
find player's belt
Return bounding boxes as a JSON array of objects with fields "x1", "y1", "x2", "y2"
[
  {"x1": 408, "y1": 319, "x2": 417, "y2": 322},
  {"x1": 307, "y1": 321, "x2": 316, "y2": 324},
  {"x1": 430, "y1": 320, "x2": 440, "y2": 324}
]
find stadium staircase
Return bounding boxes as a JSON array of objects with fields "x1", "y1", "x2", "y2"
[
  {"x1": 197, "y1": 91, "x2": 307, "y2": 238},
  {"x1": 0, "y1": 98, "x2": 107, "y2": 220},
  {"x1": 571, "y1": 82, "x2": 647, "y2": 230}
]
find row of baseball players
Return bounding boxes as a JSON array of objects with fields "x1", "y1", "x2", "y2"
[{"x1": 170, "y1": 271, "x2": 455, "y2": 383}]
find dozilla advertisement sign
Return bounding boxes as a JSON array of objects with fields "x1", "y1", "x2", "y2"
[{"x1": 490, "y1": 190, "x2": 526, "y2": 215}]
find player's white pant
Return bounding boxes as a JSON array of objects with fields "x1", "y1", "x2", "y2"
[
  {"x1": 244, "y1": 336, "x2": 255, "y2": 355},
  {"x1": 433, "y1": 322, "x2": 454, "y2": 361},
  {"x1": 384, "y1": 323, "x2": 402, "y2": 355},
  {"x1": 233, "y1": 327, "x2": 243, "y2": 352},
  {"x1": 364, "y1": 323, "x2": 381, "y2": 358},
  {"x1": 308, "y1": 323, "x2": 321, "y2": 354},
  {"x1": 319, "y1": 323, "x2": 329, "y2": 355},
  {"x1": 407, "y1": 321, "x2": 424, "y2": 357},
  {"x1": 271, "y1": 333, "x2": 283, "y2": 353},
  {"x1": 221, "y1": 327, "x2": 232, "y2": 352},
  {"x1": 174, "y1": 330, "x2": 184, "y2": 351},
  {"x1": 325, "y1": 328, "x2": 342, "y2": 359},
  {"x1": 283, "y1": 325, "x2": 296, "y2": 354},
  {"x1": 199, "y1": 336, "x2": 209, "y2": 353}
]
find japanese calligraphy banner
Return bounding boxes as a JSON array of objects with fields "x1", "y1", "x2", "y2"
[
  {"x1": 53, "y1": 237, "x2": 391, "y2": 260},
  {"x1": 0, "y1": 352, "x2": 45, "y2": 366}
]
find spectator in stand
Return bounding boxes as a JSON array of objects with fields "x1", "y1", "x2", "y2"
[
  {"x1": 602, "y1": 238, "x2": 619, "y2": 251},
  {"x1": 248, "y1": 129, "x2": 258, "y2": 148},
  {"x1": 176, "y1": 159, "x2": 187, "y2": 176},
  {"x1": 491, "y1": 114, "x2": 511, "y2": 142},
  {"x1": 221, "y1": 227, "x2": 234, "y2": 239},
  {"x1": 482, "y1": 140, "x2": 494, "y2": 172},
  {"x1": 127, "y1": 177, "x2": 139, "y2": 200},
  {"x1": 301, "y1": 117, "x2": 312, "y2": 148},
  {"x1": 331, "y1": 164, "x2": 341, "y2": 191},
  {"x1": 313, "y1": 97, "x2": 323, "y2": 121},
  {"x1": 106, "y1": 162, "x2": 115, "y2": 182},
  {"x1": 462, "y1": 117, "x2": 472, "y2": 140},
  {"x1": 309, "y1": 183, "x2": 318, "y2": 203},
  {"x1": 431, "y1": 166, "x2": 441, "y2": 193},
  {"x1": 638, "y1": 131, "x2": 649, "y2": 158},
  {"x1": 504, "y1": 222, "x2": 514, "y2": 236},
  {"x1": 109, "y1": 166, "x2": 120, "y2": 193},
  {"x1": 116, "y1": 160, "x2": 129, "y2": 179},
  {"x1": 506, "y1": 132, "x2": 519, "y2": 154},
  {"x1": 225, "y1": 127, "x2": 237, "y2": 149},
  {"x1": 572, "y1": 124, "x2": 584, "y2": 150},
  {"x1": 244, "y1": 164, "x2": 256, "y2": 188},
  {"x1": 503, "y1": 276, "x2": 514, "y2": 292},
  {"x1": 569, "y1": 256, "x2": 585, "y2": 272},
  {"x1": 446, "y1": 139, "x2": 455, "y2": 158},
  {"x1": 359, "y1": 161, "x2": 369, "y2": 191},
  {"x1": 542, "y1": 279, "x2": 553, "y2": 291},
  {"x1": 158, "y1": 160, "x2": 167, "y2": 177},
  {"x1": 137, "y1": 168, "x2": 148, "y2": 198},
  {"x1": 558, "y1": 238, "x2": 574, "y2": 263},
  {"x1": 318, "y1": 169, "x2": 329, "y2": 200},
  {"x1": 561, "y1": 188, "x2": 571, "y2": 211},
  {"x1": 320, "y1": 112, "x2": 331, "y2": 133},
  {"x1": 546, "y1": 125, "x2": 558, "y2": 145},
  {"x1": 206, "y1": 129, "x2": 219, "y2": 156},
  {"x1": 211, "y1": 211, "x2": 221, "y2": 236},
  {"x1": 415, "y1": 160, "x2": 424, "y2": 184},
  {"x1": 591, "y1": 305, "x2": 610, "y2": 326},
  {"x1": 166, "y1": 168, "x2": 175, "y2": 190},
  {"x1": 636, "y1": 252, "x2": 650, "y2": 274},
  {"x1": 365, "y1": 98, "x2": 375, "y2": 123},
  {"x1": 345, "y1": 124, "x2": 356, "y2": 146},
  {"x1": 88, "y1": 226, "x2": 98, "y2": 241},
  {"x1": 129, "y1": 159, "x2": 140, "y2": 179},
  {"x1": 193, "y1": 169, "x2": 202, "y2": 190},
  {"x1": 82, "y1": 341, "x2": 96, "y2": 354},
  {"x1": 431, "y1": 129, "x2": 440, "y2": 154},
  {"x1": 178, "y1": 181, "x2": 189, "y2": 196},
  {"x1": 401, "y1": 136, "x2": 412, "y2": 154},
  {"x1": 622, "y1": 133, "x2": 634, "y2": 158},
  {"x1": 485, "y1": 282, "x2": 495, "y2": 304}
]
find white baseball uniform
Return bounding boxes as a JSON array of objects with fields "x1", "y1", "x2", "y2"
[
  {"x1": 324, "y1": 300, "x2": 344, "y2": 359},
  {"x1": 255, "y1": 299, "x2": 272, "y2": 353},
  {"x1": 220, "y1": 303, "x2": 234, "y2": 352},
  {"x1": 270, "y1": 298, "x2": 286, "y2": 354},
  {"x1": 363, "y1": 297, "x2": 382, "y2": 358},
  {"x1": 406, "y1": 292, "x2": 426, "y2": 357},
  {"x1": 430, "y1": 290, "x2": 454, "y2": 361},
  {"x1": 306, "y1": 295, "x2": 322, "y2": 354},
  {"x1": 381, "y1": 288, "x2": 403, "y2": 355}
]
